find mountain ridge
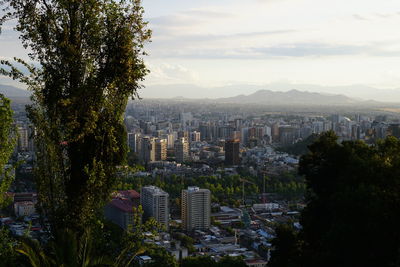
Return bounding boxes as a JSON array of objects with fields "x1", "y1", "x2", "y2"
[
  {"x1": 0, "y1": 84, "x2": 30, "y2": 97},
  {"x1": 141, "y1": 83, "x2": 400, "y2": 102},
  {"x1": 215, "y1": 89, "x2": 358, "y2": 105}
]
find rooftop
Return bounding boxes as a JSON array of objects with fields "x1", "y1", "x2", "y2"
[
  {"x1": 109, "y1": 198, "x2": 135, "y2": 213},
  {"x1": 187, "y1": 186, "x2": 200, "y2": 192},
  {"x1": 117, "y1": 190, "x2": 140, "y2": 199},
  {"x1": 142, "y1": 186, "x2": 168, "y2": 195},
  {"x1": 109, "y1": 190, "x2": 140, "y2": 212}
]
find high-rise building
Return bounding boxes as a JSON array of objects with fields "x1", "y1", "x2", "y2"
[
  {"x1": 279, "y1": 126, "x2": 299, "y2": 145},
  {"x1": 199, "y1": 123, "x2": 217, "y2": 141},
  {"x1": 17, "y1": 126, "x2": 29, "y2": 152},
  {"x1": 141, "y1": 186, "x2": 169, "y2": 230},
  {"x1": 180, "y1": 112, "x2": 193, "y2": 126},
  {"x1": 241, "y1": 127, "x2": 249, "y2": 145},
  {"x1": 128, "y1": 132, "x2": 140, "y2": 153},
  {"x1": 166, "y1": 133, "x2": 176, "y2": 149},
  {"x1": 178, "y1": 130, "x2": 189, "y2": 140},
  {"x1": 199, "y1": 124, "x2": 210, "y2": 141},
  {"x1": 218, "y1": 126, "x2": 235, "y2": 139},
  {"x1": 190, "y1": 131, "x2": 201, "y2": 142},
  {"x1": 181, "y1": 186, "x2": 211, "y2": 231},
  {"x1": 232, "y1": 130, "x2": 241, "y2": 141},
  {"x1": 225, "y1": 139, "x2": 240, "y2": 165},
  {"x1": 138, "y1": 136, "x2": 156, "y2": 163},
  {"x1": 175, "y1": 137, "x2": 190, "y2": 163},
  {"x1": 155, "y1": 138, "x2": 167, "y2": 161},
  {"x1": 234, "y1": 118, "x2": 243, "y2": 130},
  {"x1": 271, "y1": 123, "x2": 280, "y2": 143}
]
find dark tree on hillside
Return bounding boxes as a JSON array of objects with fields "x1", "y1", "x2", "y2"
[
  {"x1": 218, "y1": 256, "x2": 247, "y2": 267},
  {"x1": 181, "y1": 256, "x2": 216, "y2": 267},
  {"x1": 181, "y1": 255, "x2": 247, "y2": 267},
  {"x1": 298, "y1": 131, "x2": 400, "y2": 267},
  {"x1": 0, "y1": 0, "x2": 151, "y2": 232},
  {"x1": 278, "y1": 133, "x2": 319, "y2": 156},
  {"x1": 268, "y1": 224, "x2": 300, "y2": 267}
]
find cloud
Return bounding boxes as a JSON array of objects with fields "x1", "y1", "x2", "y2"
[
  {"x1": 145, "y1": 63, "x2": 199, "y2": 85},
  {"x1": 148, "y1": 42, "x2": 400, "y2": 59},
  {"x1": 149, "y1": 8, "x2": 235, "y2": 29},
  {"x1": 353, "y1": 11, "x2": 400, "y2": 21},
  {"x1": 149, "y1": 29, "x2": 296, "y2": 47},
  {"x1": 353, "y1": 14, "x2": 369, "y2": 21},
  {"x1": 183, "y1": 9, "x2": 235, "y2": 19},
  {"x1": 251, "y1": 43, "x2": 367, "y2": 57},
  {"x1": 375, "y1": 12, "x2": 398, "y2": 19}
]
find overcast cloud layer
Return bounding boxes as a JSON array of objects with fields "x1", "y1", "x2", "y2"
[{"x1": 1, "y1": 0, "x2": 400, "y2": 98}]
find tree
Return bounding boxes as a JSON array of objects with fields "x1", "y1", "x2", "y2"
[
  {"x1": 277, "y1": 134, "x2": 319, "y2": 156},
  {"x1": 181, "y1": 256, "x2": 216, "y2": 267},
  {"x1": 218, "y1": 256, "x2": 247, "y2": 267},
  {"x1": 0, "y1": 94, "x2": 19, "y2": 265},
  {"x1": 17, "y1": 206, "x2": 170, "y2": 267},
  {"x1": 181, "y1": 255, "x2": 246, "y2": 267},
  {"x1": 17, "y1": 228, "x2": 111, "y2": 267},
  {"x1": 298, "y1": 131, "x2": 400, "y2": 267},
  {"x1": 0, "y1": 94, "x2": 17, "y2": 208},
  {"x1": 0, "y1": 227, "x2": 21, "y2": 266},
  {"x1": 1, "y1": 0, "x2": 151, "y2": 232},
  {"x1": 268, "y1": 224, "x2": 300, "y2": 267},
  {"x1": 141, "y1": 244, "x2": 178, "y2": 267},
  {"x1": 172, "y1": 233, "x2": 195, "y2": 253}
]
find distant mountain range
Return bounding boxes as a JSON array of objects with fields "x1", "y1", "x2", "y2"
[
  {"x1": 142, "y1": 83, "x2": 400, "y2": 103},
  {"x1": 0, "y1": 84, "x2": 30, "y2": 97},
  {"x1": 0, "y1": 83, "x2": 397, "y2": 106},
  {"x1": 216, "y1": 89, "x2": 358, "y2": 105}
]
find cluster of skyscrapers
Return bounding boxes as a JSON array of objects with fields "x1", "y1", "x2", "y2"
[{"x1": 128, "y1": 133, "x2": 190, "y2": 164}]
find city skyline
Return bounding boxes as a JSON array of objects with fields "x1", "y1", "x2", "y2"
[{"x1": 1, "y1": 0, "x2": 400, "y2": 97}]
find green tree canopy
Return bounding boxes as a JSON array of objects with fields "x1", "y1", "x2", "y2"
[
  {"x1": 268, "y1": 224, "x2": 300, "y2": 267},
  {"x1": 181, "y1": 255, "x2": 247, "y2": 267},
  {"x1": 181, "y1": 256, "x2": 216, "y2": 267},
  {"x1": 298, "y1": 131, "x2": 400, "y2": 267},
  {"x1": 1, "y1": 0, "x2": 151, "y2": 232},
  {"x1": 277, "y1": 133, "x2": 319, "y2": 156},
  {"x1": 0, "y1": 94, "x2": 16, "y2": 208},
  {"x1": 0, "y1": 94, "x2": 21, "y2": 267},
  {"x1": 218, "y1": 256, "x2": 247, "y2": 267}
]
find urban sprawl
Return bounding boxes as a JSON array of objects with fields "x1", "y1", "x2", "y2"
[{"x1": 3, "y1": 99, "x2": 400, "y2": 266}]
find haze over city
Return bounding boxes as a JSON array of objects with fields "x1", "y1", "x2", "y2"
[{"x1": 2, "y1": 0, "x2": 400, "y2": 100}]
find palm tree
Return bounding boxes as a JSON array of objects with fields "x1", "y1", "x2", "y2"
[{"x1": 17, "y1": 227, "x2": 146, "y2": 267}]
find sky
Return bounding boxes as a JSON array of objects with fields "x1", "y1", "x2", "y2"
[
  {"x1": 141, "y1": 0, "x2": 400, "y2": 91},
  {"x1": 2, "y1": 0, "x2": 400, "y2": 98}
]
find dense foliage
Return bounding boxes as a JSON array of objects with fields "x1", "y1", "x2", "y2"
[
  {"x1": 1, "y1": 0, "x2": 151, "y2": 233},
  {"x1": 299, "y1": 131, "x2": 400, "y2": 267},
  {"x1": 116, "y1": 172, "x2": 305, "y2": 210},
  {"x1": 0, "y1": 94, "x2": 17, "y2": 208},
  {"x1": 270, "y1": 131, "x2": 400, "y2": 267},
  {"x1": 268, "y1": 224, "x2": 300, "y2": 267},
  {"x1": 277, "y1": 134, "x2": 319, "y2": 156},
  {"x1": 0, "y1": 226, "x2": 22, "y2": 266},
  {"x1": 0, "y1": 94, "x2": 21, "y2": 265},
  {"x1": 181, "y1": 255, "x2": 247, "y2": 267}
]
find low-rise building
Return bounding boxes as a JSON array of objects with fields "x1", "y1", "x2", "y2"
[
  {"x1": 14, "y1": 201, "x2": 35, "y2": 217},
  {"x1": 104, "y1": 190, "x2": 140, "y2": 230}
]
